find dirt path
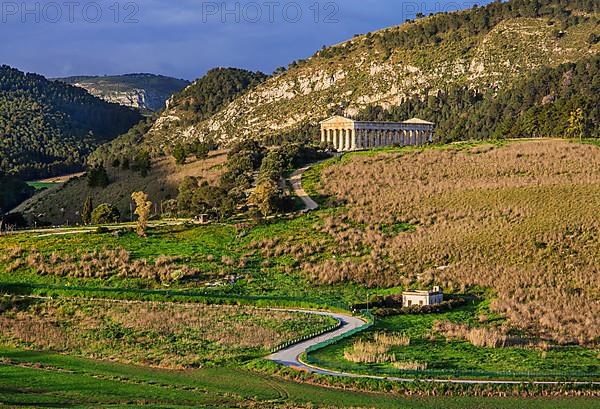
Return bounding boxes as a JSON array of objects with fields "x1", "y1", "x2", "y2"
[{"x1": 289, "y1": 166, "x2": 319, "y2": 211}]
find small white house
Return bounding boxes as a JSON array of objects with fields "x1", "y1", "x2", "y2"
[{"x1": 402, "y1": 286, "x2": 443, "y2": 307}]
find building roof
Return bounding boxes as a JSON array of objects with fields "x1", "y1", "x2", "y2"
[
  {"x1": 402, "y1": 288, "x2": 443, "y2": 296},
  {"x1": 319, "y1": 116, "x2": 355, "y2": 124},
  {"x1": 402, "y1": 118, "x2": 435, "y2": 125},
  {"x1": 320, "y1": 116, "x2": 434, "y2": 126}
]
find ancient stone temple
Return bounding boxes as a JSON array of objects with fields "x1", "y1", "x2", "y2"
[{"x1": 320, "y1": 116, "x2": 435, "y2": 151}]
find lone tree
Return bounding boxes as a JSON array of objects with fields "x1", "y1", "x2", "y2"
[
  {"x1": 567, "y1": 108, "x2": 584, "y2": 141},
  {"x1": 91, "y1": 203, "x2": 120, "y2": 225},
  {"x1": 81, "y1": 196, "x2": 93, "y2": 225},
  {"x1": 87, "y1": 165, "x2": 109, "y2": 188},
  {"x1": 250, "y1": 179, "x2": 281, "y2": 217},
  {"x1": 131, "y1": 191, "x2": 152, "y2": 237}
]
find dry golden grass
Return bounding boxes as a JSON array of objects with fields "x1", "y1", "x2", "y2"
[
  {"x1": 1, "y1": 246, "x2": 201, "y2": 283},
  {"x1": 392, "y1": 361, "x2": 428, "y2": 371},
  {"x1": 434, "y1": 321, "x2": 509, "y2": 348},
  {"x1": 0, "y1": 298, "x2": 333, "y2": 368},
  {"x1": 309, "y1": 141, "x2": 600, "y2": 345},
  {"x1": 344, "y1": 332, "x2": 410, "y2": 363}
]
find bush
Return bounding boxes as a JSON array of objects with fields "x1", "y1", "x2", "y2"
[
  {"x1": 87, "y1": 166, "x2": 109, "y2": 188},
  {"x1": 91, "y1": 203, "x2": 120, "y2": 224}
]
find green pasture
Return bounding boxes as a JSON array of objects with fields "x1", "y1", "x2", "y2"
[
  {"x1": 0, "y1": 349, "x2": 597, "y2": 409},
  {"x1": 308, "y1": 301, "x2": 600, "y2": 380}
]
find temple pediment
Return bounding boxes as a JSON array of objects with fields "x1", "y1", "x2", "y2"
[{"x1": 320, "y1": 116, "x2": 355, "y2": 125}]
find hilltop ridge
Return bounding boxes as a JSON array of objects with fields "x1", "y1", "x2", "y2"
[
  {"x1": 55, "y1": 73, "x2": 190, "y2": 112},
  {"x1": 141, "y1": 0, "x2": 598, "y2": 147}
]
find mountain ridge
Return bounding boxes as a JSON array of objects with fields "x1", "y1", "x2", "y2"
[
  {"x1": 54, "y1": 73, "x2": 190, "y2": 112},
  {"x1": 140, "y1": 1, "x2": 598, "y2": 147}
]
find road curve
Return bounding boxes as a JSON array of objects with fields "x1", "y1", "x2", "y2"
[
  {"x1": 267, "y1": 310, "x2": 366, "y2": 370},
  {"x1": 266, "y1": 310, "x2": 600, "y2": 386},
  {"x1": 289, "y1": 166, "x2": 319, "y2": 211}
]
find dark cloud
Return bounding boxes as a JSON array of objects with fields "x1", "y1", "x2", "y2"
[{"x1": 0, "y1": 0, "x2": 491, "y2": 80}]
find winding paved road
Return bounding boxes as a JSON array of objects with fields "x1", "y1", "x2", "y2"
[
  {"x1": 266, "y1": 310, "x2": 600, "y2": 385},
  {"x1": 267, "y1": 310, "x2": 366, "y2": 370}
]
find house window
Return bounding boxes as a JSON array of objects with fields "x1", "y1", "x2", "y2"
[
  {"x1": 407, "y1": 300, "x2": 412, "y2": 306},
  {"x1": 419, "y1": 300, "x2": 423, "y2": 306}
]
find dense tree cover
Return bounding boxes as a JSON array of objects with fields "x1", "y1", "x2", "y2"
[
  {"x1": 319, "y1": 0, "x2": 599, "y2": 59},
  {"x1": 172, "y1": 68, "x2": 267, "y2": 122},
  {"x1": 0, "y1": 172, "x2": 34, "y2": 216},
  {"x1": 88, "y1": 116, "x2": 155, "y2": 168},
  {"x1": 89, "y1": 68, "x2": 266, "y2": 171},
  {"x1": 0, "y1": 65, "x2": 142, "y2": 179},
  {"x1": 357, "y1": 55, "x2": 600, "y2": 141},
  {"x1": 176, "y1": 140, "x2": 329, "y2": 220}
]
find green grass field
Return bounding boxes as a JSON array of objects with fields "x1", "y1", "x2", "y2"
[
  {"x1": 0, "y1": 213, "x2": 373, "y2": 309},
  {"x1": 0, "y1": 349, "x2": 597, "y2": 409},
  {"x1": 308, "y1": 301, "x2": 600, "y2": 380},
  {"x1": 26, "y1": 181, "x2": 60, "y2": 191}
]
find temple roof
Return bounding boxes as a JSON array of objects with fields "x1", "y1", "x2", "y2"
[
  {"x1": 321, "y1": 116, "x2": 434, "y2": 125},
  {"x1": 402, "y1": 118, "x2": 435, "y2": 125}
]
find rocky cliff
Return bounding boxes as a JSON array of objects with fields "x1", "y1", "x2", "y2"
[
  {"x1": 55, "y1": 74, "x2": 190, "y2": 112},
  {"x1": 144, "y1": 1, "x2": 598, "y2": 146}
]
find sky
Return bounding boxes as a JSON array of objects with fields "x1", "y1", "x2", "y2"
[{"x1": 1, "y1": 0, "x2": 493, "y2": 80}]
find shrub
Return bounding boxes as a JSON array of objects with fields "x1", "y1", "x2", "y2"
[{"x1": 91, "y1": 203, "x2": 120, "y2": 224}]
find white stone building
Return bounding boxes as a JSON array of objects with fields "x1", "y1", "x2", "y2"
[
  {"x1": 402, "y1": 286, "x2": 443, "y2": 308},
  {"x1": 320, "y1": 116, "x2": 435, "y2": 151}
]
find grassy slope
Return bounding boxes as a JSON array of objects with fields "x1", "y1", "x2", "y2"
[
  {"x1": 0, "y1": 298, "x2": 336, "y2": 368},
  {"x1": 14, "y1": 150, "x2": 227, "y2": 225},
  {"x1": 0, "y1": 213, "x2": 368, "y2": 308},
  {"x1": 309, "y1": 301, "x2": 600, "y2": 379},
  {"x1": 0, "y1": 349, "x2": 597, "y2": 409}
]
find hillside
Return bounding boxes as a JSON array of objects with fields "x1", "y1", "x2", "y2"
[
  {"x1": 89, "y1": 67, "x2": 268, "y2": 164},
  {"x1": 0, "y1": 65, "x2": 142, "y2": 179},
  {"x1": 54, "y1": 74, "x2": 190, "y2": 112},
  {"x1": 140, "y1": 0, "x2": 599, "y2": 147},
  {"x1": 13, "y1": 151, "x2": 228, "y2": 225}
]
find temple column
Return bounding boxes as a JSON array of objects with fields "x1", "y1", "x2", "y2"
[
  {"x1": 344, "y1": 129, "x2": 349, "y2": 150},
  {"x1": 334, "y1": 129, "x2": 339, "y2": 150},
  {"x1": 349, "y1": 129, "x2": 355, "y2": 150},
  {"x1": 347, "y1": 129, "x2": 352, "y2": 150}
]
